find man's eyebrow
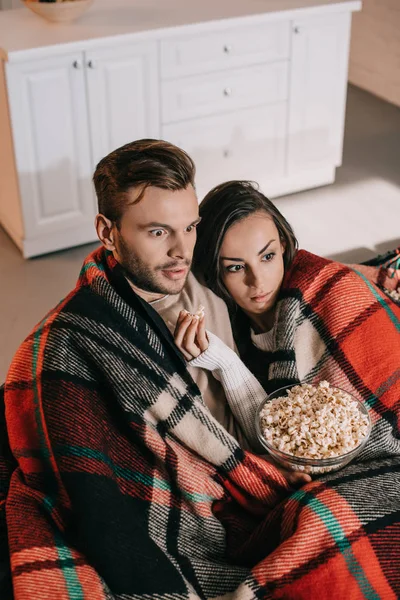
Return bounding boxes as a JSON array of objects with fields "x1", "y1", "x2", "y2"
[
  {"x1": 139, "y1": 217, "x2": 202, "y2": 231},
  {"x1": 221, "y1": 239, "x2": 275, "y2": 262}
]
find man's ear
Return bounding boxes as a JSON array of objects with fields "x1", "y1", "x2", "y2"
[{"x1": 95, "y1": 214, "x2": 116, "y2": 251}]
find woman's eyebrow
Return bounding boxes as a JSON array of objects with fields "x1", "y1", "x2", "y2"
[
  {"x1": 257, "y1": 240, "x2": 275, "y2": 256},
  {"x1": 221, "y1": 240, "x2": 275, "y2": 262}
]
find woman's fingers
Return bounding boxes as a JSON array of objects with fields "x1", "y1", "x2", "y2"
[
  {"x1": 174, "y1": 312, "x2": 202, "y2": 360},
  {"x1": 196, "y1": 314, "x2": 209, "y2": 352},
  {"x1": 182, "y1": 316, "x2": 202, "y2": 358},
  {"x1": 174, "y1": 312, "x2": 190, "y2": 342},
  {"x1": 284, "y1": 470, "x2": 312, "y2": 486},
  {"x1": 173, "y1": 310, "x2": 209, "y2": 361},
  {"x1": 265, "y1": 457, "x2": 312, "y2": 487}
]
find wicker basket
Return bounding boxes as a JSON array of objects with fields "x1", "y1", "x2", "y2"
[{"x1": 22, "y1": 0, "x2": 94, "y2": 23}]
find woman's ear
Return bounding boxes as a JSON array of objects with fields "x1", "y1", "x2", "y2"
[{"x1": 95, "y1": 214, "x2": 116, "y2": 251}]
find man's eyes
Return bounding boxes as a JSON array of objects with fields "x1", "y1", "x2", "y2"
[{"x1": 149, "y1": 224, "x2": 198, "y2": 237}]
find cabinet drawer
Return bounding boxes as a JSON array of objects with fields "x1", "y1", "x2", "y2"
[
  {"x1": 160, "y1": 21, "x2": 290, "y2": 79},
  {"x1": 162, "y1": 104, "x2": 287, "y2": 199},
  {"x1": 162, "y1": 62, "x2": 288, "y2": 124}
]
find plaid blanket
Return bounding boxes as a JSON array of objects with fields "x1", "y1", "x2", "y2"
[{"x1": 2, "y1": 248, "x2": 400, "y2": 599}]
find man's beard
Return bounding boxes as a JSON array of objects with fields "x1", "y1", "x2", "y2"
[{"x1": 117, "y1": 238, "x2": 191, "y2": 296}]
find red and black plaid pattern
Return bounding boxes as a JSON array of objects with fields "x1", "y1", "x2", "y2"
[{"x1": 2, "y1": 248, "x2": 400, "y2": 599}]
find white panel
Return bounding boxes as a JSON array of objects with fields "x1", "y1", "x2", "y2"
[
  {"x1": 287, "y1": 13, "x2": 351, "y2": 174},
  {"x1": 86, "y1": 41, "x2": 160, "y2": 168},
  {"x1": 26, "y1": 69, "x2": 80, "y2": 219},
  {"x1": 6, "y1": 53, "x2": 94, "y2": 241},
  {"x1": 163, "y1": 104, "x2": 287, "y2": 200},
  {"x1": 161, "y1": 20, "x2": 290, "y2": 78},
  {"x1": 162, "y1": 62, "x2": 288, "y2": 124}
]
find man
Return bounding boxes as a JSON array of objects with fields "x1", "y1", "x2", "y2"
[
  {"x1": 2, "y1": 140, "x2": 399, "y2": 600},
  {"x1": 93, "y1": 139, "x2": 249, "y2": 449}
]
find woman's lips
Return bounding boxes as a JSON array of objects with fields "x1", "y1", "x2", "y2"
[{"x1": 251, "y1": 292, "x2": 271, "y2": 303}]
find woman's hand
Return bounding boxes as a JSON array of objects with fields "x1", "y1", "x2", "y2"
[
  {"x1": 174, "y1": 310, "x2": 209, "y2": 361},
  {"x1": 264, "y1": 456, "x2": 312, "y2": 487}
]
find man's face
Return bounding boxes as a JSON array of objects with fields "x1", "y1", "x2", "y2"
[{"x1": 111, "y1": 185, "x2": 200, "y2": 299}]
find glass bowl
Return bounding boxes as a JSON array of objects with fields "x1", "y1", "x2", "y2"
[{"x1": 256, "y1": 383, "x2": 372, "y2": 475}]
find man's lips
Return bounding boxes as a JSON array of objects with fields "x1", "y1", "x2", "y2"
[{"x1": 161, "y1": 267, "x2": 188, "y2": 280}]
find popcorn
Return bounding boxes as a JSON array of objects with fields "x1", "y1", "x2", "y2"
[
  {"x1": 195, "y1": 304, "x2": 205, "y2": 318},
  {"x1": 385, "y1": 288, "x2": 400, "y2": 302},
  {"x1": 182, "y1": 305, "x2": 205, "y2": 319},
  {"x1": 259, "y1": 381, "x2": 370, "y2": 460}
]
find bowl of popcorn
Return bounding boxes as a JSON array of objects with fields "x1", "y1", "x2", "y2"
[{"x1": 256, "y1": 381, "x2": 372, "y2": 474}]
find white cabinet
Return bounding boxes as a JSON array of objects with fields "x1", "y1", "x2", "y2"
[
  {"x1": 4, "y1": 42, "x2": 159, "y2": 257},
  {"x1": 160, "y1": 19, "x2": 291, "y2": 200},
  {"x1": 0, "y1": 1, "x2": 361, "y2": 258},
  {"x1": 161, "y1": 62, "x2": 288, "y2": 124},
  {"x1": 86, "y1": 42, "x2": 160, "y2": 168},
  {"x1": 287, "y1": 13, "x2": 352, "y2": 174},
  {"x1": 6, "y1": 53, "x2": 96, "y2": 257},
  {"x1": 164, "y1": 105, "x2": 287, "y2": 200},
  {"x1": 160, "y1": 21, "x2": 291, "y2": 78}
]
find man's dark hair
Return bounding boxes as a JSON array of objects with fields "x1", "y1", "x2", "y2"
[
  {"x1": 93, "y1": 139, "x2": 196, "y2": 226},
  {"x1": 193, "y1": 180, "x2": 298, "y2": 307}
]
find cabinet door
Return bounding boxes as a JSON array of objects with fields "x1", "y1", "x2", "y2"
[
  {"x1": 287, "y1": 13, "x2": 351, "y2": 174},
  {"x1": 6, "y1": 53, "x2": 95, "y2": 247},
  {"x1": 163, "y1": 104, "x2": 286, "y2": 201},
  {"x1": 86, "y1": 41, "x2": 159, "y2": 168}
]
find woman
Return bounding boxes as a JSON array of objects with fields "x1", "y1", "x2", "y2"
[
  {"x1": 170, "y1": 182, "x2": 400, "y2": 595},
  {"x1": 174, "y1": 180, "x2": 400, "y2": 462}
]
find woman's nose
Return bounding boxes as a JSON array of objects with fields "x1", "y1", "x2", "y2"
[{"x1": 246, "y1": 269, "x2": 262, "y2": 289}]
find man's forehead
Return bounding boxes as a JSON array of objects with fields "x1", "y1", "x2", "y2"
[{"x1": 124, "y1": 185, "x2": 199, "y2": 226}]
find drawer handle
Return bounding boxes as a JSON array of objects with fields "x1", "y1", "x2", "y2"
[
  {"x1": 223, "y1": 44, "x2": 233, "y2": 54},
  {"x1": 72, "y1": 60, "x2": 82, "y2": 69},
  {"x1": 293, "y1": 26, "x2": 300, "y2": 34},
  {"x1": 223, "y1": 87, "x2": 232, "y2": 97},
  {"x1": 223, "y1": 149, "x2": 230, "y2": 158},
  {"x1": 87, "y1": 60, "x2": 96, "y2": 69}
]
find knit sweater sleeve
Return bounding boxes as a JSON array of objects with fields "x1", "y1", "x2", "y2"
[{"x1": 189, "y1": 331, "x2": 267, "y2": 452}]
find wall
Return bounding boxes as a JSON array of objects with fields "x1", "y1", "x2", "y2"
[
  {"x1": 349, "y1": 0, "x2": 400, "y2": 108},
  {"x1": 0, "y1": 0, "x2": 20, "y2": 9}
]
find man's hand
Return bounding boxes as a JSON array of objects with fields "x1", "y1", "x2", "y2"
[{"x1": 174, "y1": 310, "x2": 209, "y2": 361}]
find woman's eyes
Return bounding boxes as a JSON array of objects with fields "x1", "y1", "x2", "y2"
[
  {"x1": 226, "y1": 264, "x2": 244, "y2": 273},
  {"x1": 262, "y1": 252, "x2": 275, "y2": 262},
  {"x1": 225, "y1": 253, "x2": 276, "y2": 273}
]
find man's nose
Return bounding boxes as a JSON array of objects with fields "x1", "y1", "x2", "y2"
[{"x1": 168, "y1": 234, "x2": 191, "y2": 261}]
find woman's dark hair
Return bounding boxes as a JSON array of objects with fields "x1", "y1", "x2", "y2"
[
  {"x1": 193, "y1": 180, "x2": 298, "y2": 306},
  {"x1": 93, "y1": 139, "x2": 196, "y2": 227}
]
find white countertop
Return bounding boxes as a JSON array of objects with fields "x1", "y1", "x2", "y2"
[{"x1": 1, "y1": 0, "x2": 361, "y2": 60}]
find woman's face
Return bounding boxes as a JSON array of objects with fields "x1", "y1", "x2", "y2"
[{"x1": 219, "y1": 211, "x2": 285, "y2": 322}]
